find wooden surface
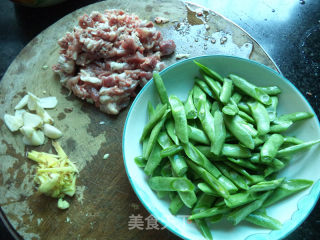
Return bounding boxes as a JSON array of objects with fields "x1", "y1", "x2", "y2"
[{"x1": 0, "y1": 1, "x2": 278, "y2": 239}]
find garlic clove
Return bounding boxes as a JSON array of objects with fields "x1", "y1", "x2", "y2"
[
  {"x1": 36, "y1": 103, "x2": 54, "y2": 124},
  {"x1": 43, "y1": 124, "x2": 62, "y2": 139},
  {"x1": 20, "y1": 126, "x2": 35, "y2": 139},
  {"x1": 30, "y1": 130, "x2": 45, "y2": 146},
  {"x1": 22, "y1": 135, "x2": 33, "y2": 145},
  {"x1": 4, "y1": 114, "x2": 23, "y2": 132},
  {"x1": 15, "y1": 95, "x2": 29, "y2": 110},
  {"x1": 23, "y1": 112, "x2": 43, "y2": 128},
  {"x1": 39, "y1": 97, "x2": 58, "y2": 109},
  {"x1": 27, "y1": 92, "x2": 40, "y2": 111}
]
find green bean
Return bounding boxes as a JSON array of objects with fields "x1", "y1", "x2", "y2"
[
  {"x1": 228, "y1": 191, "x2": 272, "y2": 225},
  {"x1": 153, "y1": 72, "x2": 169, "y2": 106},
  {"x1": 157, "y1": 131, "x2": 173, "y2": 148},
  {"x1": 208, "y1": 214, "x2": 223, "y2": 223},
  {"x1": 224, "y1": 115, "x2": 255, "y2": 150},
  {"x1": 212, "y1": 110, "x2": 226, "y2": 155},
  {"x1": 198, "y1": 182, "x2": 219, "y2": 196},
  {"x1": 194, "y1": 219, "x2": 213, "y2": 240},
  {"x1": 178, "y1": 188, "x2": 197, "y2": 208},
  {"x1": 186, "y1": 159, "x2": 229, "y2": 198},
  {"x1": 197, "y1": 99, "x2": 216, "y2": 151},
  {"x1": 144, "y1": 111, "x2": 169, "y2": 159},
  {"x1": 189, "y1": 205, "x2": 229, "y2": 220},
  {"x1": 165, "y1": 119, "x2": 180, "y2": 145},
  {"x1": 160, "y1": 145, "x2": 183, "y2": 158},
  {"x1": 134, "y1": 156, "x2": 147, "y2": 168},
  {"x1": 227, "y1": 158, "x2": 260, "y2": 171},
  {"x1": 277, "y1": 139, "x2": 320, "y2": 157},
  {"x1": 229, "y1": 74, "x2": 272, "y2": 105},
  {"x1": 202, "y1": 74, "x2": 222, "y2": 99},
  {"x1": 239, "y1": 121, "x2": 258, "y2": 137},
  {"x1": 270, "y1": 120, "x2": 293, "y2": 133},
  {"x1": 140, "y1": 103, "x2": 168, "y2": 142},
  {"x1": 220, "y1": 78, "x2": 233, "y2": 104},
  {"x1": 169, "y1": 95, "x2": 189, "y2": 143},
  {"x1": 224, "y1": 191, "x2": 258, "y2": 208},
  {"x1": 147, "y1": 101, "x2": 155, "y2": 118},
  {"x1": 222, "y1": 144, "x2": 251, "y2": 158},
  {"x1": 238, "y1": 110, "x2": 254, "y2": 123},
  {"x1": 260, "y1": 134, "x2": 284, "y2": 163},
  {"x1": 215, "y1": 163, "x2": 249, "y2": 190},
  {"x1": 231, "y1": 92, "x2": 242, "y2": 104},
  {"x1": 184, "y1": 89, "x2": 197, "y2": 119},
  {"x1": 188, "y1": 125, "x2": 210, "y2": 145},
  {"x1": 253, "y1": 134, "x2": 269, "y2": 147},
  {"x1": 149, "y1": 177, "x2": 195, "y2": 192},
  {"x1": 193, "y1": 85, "x2": 207, "y2": 109},
  {"x1": 224, "y1": 161, "x2": 263, "y2": 183},
  {"x1": 259, "y1": 86, "x2": 281, "y2": 95},
  {"x1": 238, "y1": 101, "x2": 251, "y2": 114},
  {"x1": 195, "y1": 145, "x2": 225, "y2": 161},
  {"x1": 222, "y1": 104, "x2": 238, "y2": 116},
  {"x1": 169, "y1": 193, "x2": 184, "y2": 215},
  {"x1": 210, "y1": 101, "x2": 220, "y2": 115},
  {"x1": 283, "y1": 136, "x2": 304, "y2": 145},
  {"x1": 249, "y1": 153, "x2": 260, "y2": 164},
  {"x1": 194, "y1": 60, "x2": 224, "y2": 83},
  {"x1": 249, "y1": 178, "x2": 284, "y2": 192},
  {"x1": 161, "y1": 162, "x2": 172, "y2": 177},
  {"x1": 245, "y1": 210, "x2": 282, "y2": 230},
  {"x1": 278, "y1": 111, "x2": 314, "y2": 122},
  {"x1": 264, "y1": 159, "x2": 286, "y2": 177},
  {"x1": 195, "y1": 78, "x2": 215, "y2": 99},
  {"x1": 194, "y1": 192, "x2": 216, "y2": 210},
  {"x1": 248, "y1": 101, "x2": 270, "y2": 135},
  {"x1": 266, "y1": 96, "x2": 278, "y2": 122},
  {"x1": 145, "y1": 144, "x2": 162, "y2": 176},
  {"x1": 263, "y1": 179, "x2": 313, "y2": 208},
  {"x1": 142, "y1": 137, "x2": 149, "y2": 159},
  {"x1": 170, "y1": 154, "x2": 188, "y2": 177}
]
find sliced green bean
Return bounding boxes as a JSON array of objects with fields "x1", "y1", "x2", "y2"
[
  {"x1": 224, "y1": 115, "x2": 255, "y2": 149},
  {"x1": 248, "y1": 101, "x2": 270, "y2": 135},
  {"x1": 259, "y1": 86, "x2": 281, "y2": 95},
  {"x1": 198, "y1": 182, "x2": 219, "y2": 196},
  {"x1": 224, "y1": 191, "x2": 258, "y2": 208},
  {"x1": 144, "y1": 111, "x2": 169, "y2": 159},
  {"x1": 227, "y1": 158, "x2": 260, "y2": 171},
  {"x1": 188, "y1": 125, "x2": 210, "y2": 145},
  {"x1": 193, "y1": 85, "x2": 207, "y2": 109},
  {"x1": 169, "y1": 95, "x2": 189, "y2": 143},
  {"x1": 140, "y1": 103, "x2": 168, "y2": 142},
  {"x1": 149, "y1": 177, "x2": 195, "y2": 192},
  {"x1": 194, "y1": 61, "x2": 224, "y2": 83},
  {"x1": 249, "y1": 178, "x2": 284, "y2": 192},
  {"x1": 263, "y1": 179, "x2": 313, "y2": 208},
  {"x1": 134, "y1": 156, "x2": 147, "y2": 168},
  {"x1": 283, "y1": 136, "x2": 304, "y2": 145},
  {"x1": 249, "y1": 153, "x2": 260, "y2": 164},
  {"x1": 202, "y1": 74, "x2": 222, "y2": 99},
  {"x1": 278, "y1": 111, "x2": 314, "y2": 122},
  {"x1": 270, "y1": 120, "x2": 293, "y2": 133},
  {"x1": 229, "y1": 74, "x2": 271, "y2": 105},
  {"x1": 160, "y1": 145, "x2": 183, "y2": 158},
  {"x1": 153, "y1": 72, "x2": 169, "y2": 106},
  {"x1": 184, "y1": 88, "x2": 197, "y2": 119},
  {"x1": 169, "y1": 193, "x2": 184, "y2": 215},
  {"x1": 210, "y1": 101, "x2": 220, "y2": 115},
  {"x1": 238, "y1": 110, "x2": 254, "y2": 123},
  {"x1": 277, "y1": 139, "x2": 320, "y2": 157},
  {"x1": 145, "y1": 144, "x2": 163, "y2": 176},
  {"x1": 228, "y1": 191, "x2": 272, "y2": 225},
  {"x1": 189, "y1": 205, "x2": 230, "y2": 220},
  {"x1": 215, "y1": 163, "x2": 249, "y2": 190},
  {"x1": 245, "y1": 210, "x2": 282, "y2": 230},
  {"x1": 220, "y1": 78, "x2": 233, "y2": 104},
  {"x1": 170, "y1": 154, "x2": 188, "y2": 177},
  {"x1": 178, "y1": 188, "x2": 197, "y2": 208},
  {"x1": 165, "y1": 119, "x2": 180, "y2": 145},
  {"x1": 266, "y1": 96, "x2": 278, "y2": 122},
  {"x1": 195, "y1": 78, "x2": 215, "y2": 99},
  {"x1": 222, "y1": 144, "x2": 251, "y2": 158},
  {"x1": 147, "y1": 101, "x2": 155, "y2": 118},
  {"x1": 238, "y1": 101, "x2": 251, "y2": 114},
  {"x1": 212, "y1": 110, "x2": 226, "y2": 155},
  {"x1": 260, "y1": 134, "x2": 284, "y2": 163}
]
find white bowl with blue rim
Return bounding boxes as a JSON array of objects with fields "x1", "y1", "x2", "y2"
[{"x1": 122, "y1": 55, "x2": 320, "y2": 240}]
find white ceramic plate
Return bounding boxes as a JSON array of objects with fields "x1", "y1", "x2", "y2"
[{"x1": 122, "y1": 55, "x2": 320, "y2": 240}]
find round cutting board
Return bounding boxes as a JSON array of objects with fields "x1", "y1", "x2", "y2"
[{"x1": 0, "y1": 1, "x2": 279, "y2": 239}]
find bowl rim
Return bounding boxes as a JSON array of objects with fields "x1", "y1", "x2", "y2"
[{"x1": 122, "y1": 54, "x2": 320, "y2": 240}]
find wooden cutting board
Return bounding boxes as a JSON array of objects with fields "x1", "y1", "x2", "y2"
[{"x1": 0, "y1": 1, "x2": 279, "y2": 239}]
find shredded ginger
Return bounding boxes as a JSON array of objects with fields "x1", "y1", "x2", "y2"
[{"x1": 27, "y1": 141, "x2": 78, "y2": 209}]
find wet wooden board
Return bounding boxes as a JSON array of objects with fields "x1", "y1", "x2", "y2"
[{"x1": 0, "y1": 1, "x2": 278, "y2": 239}]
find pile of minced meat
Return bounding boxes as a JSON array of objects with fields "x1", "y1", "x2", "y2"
[{"x1": 53, "y1": 9, "x2": 176, "y2": 114}]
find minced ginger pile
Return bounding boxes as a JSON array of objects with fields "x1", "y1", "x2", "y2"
[{"x1": 27, "y1": 141, "x2": 78, "y2": 209}]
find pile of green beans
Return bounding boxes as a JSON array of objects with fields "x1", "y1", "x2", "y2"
[{"x1": 135, "y1": 61, "x2": 319, "y2": 239}]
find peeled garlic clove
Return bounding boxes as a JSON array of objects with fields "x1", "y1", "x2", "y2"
[
  {"x1": 36, "y1": 103, "x2": 54, "y2": 124},
  {"x1": 23, "y1": 112, "x2": 43, "y2": 128},
  {"x1": 39, "y1": 97, "x2": 58, "y2": 109},
  {"x1": 22, "y1": 136, "x2": 33, "y2": 145},
  {"x1": 20, "y1": 126, "x2": 35, "y2": 139},
  {"x1": 15, "y1": 95, "x2": 29, "y2": 110},
  {"x1": 4, "y1": 114, "x2": 23, "y2": 132},
  {"x1": 30, "y1": 130, "x2": 45, "y2": 146},
  {"x1": 27, "y1": 92, "x2": 40, "y2": 111},
  {"x1": 15, "y1": 109, "x2": 26, "y2": 119},
  {"x1": 43, "y1": 124, "x2": 62, "y2": 139}
]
